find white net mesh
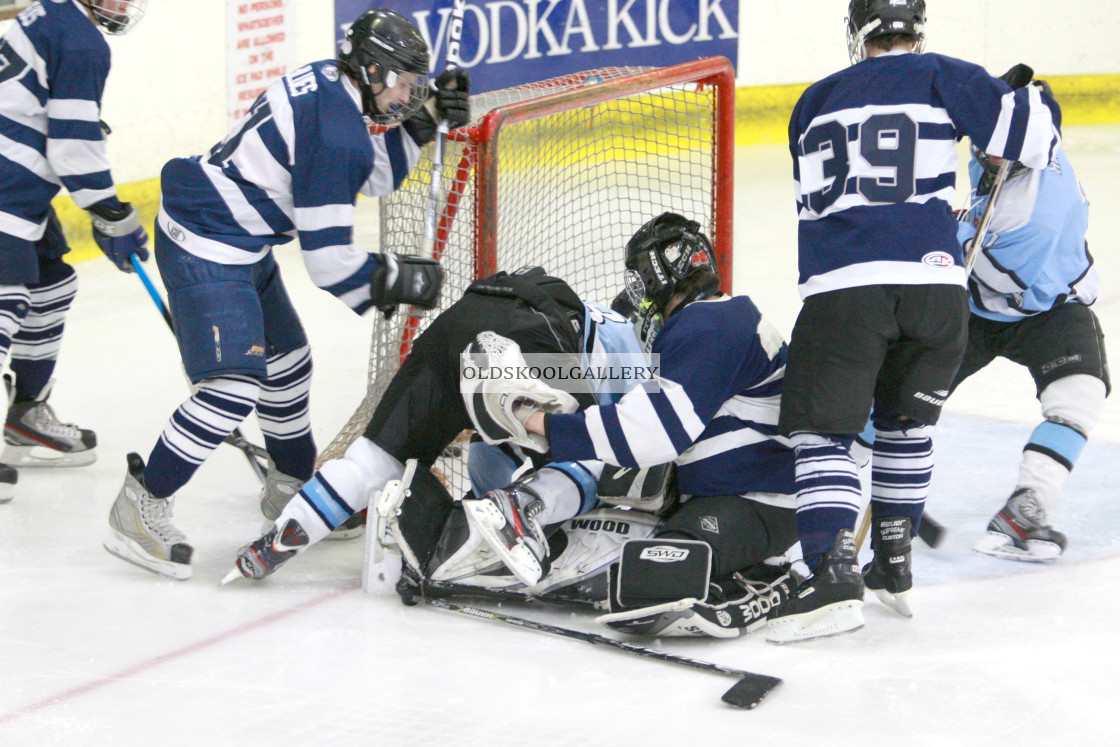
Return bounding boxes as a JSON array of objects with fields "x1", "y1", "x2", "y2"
[{"x1": 318, "y1": 60, "x2": 733, "y2": 496}]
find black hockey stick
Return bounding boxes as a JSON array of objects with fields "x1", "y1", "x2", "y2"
[
  {"x1": 131, "y1": 254, "x2": 268, "y2": 485},
  {"x1": 400, "y1": 582, "x2": 782, "y2": 709},
  {"x1": 409, "y1": 572, "x2": 603, "y2": 610}
]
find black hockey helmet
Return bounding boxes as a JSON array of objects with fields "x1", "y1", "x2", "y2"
[
  {"x1": 339, "y1": 9, "x2": 430, "y2": 125},
  {"x1": 969, "y1": 143, "x2": 1029, "y2": 196},
  {"x1": 80, "y1": 0, "x2": 147, "y2": 35},
  {"x1": 846, "y1": 0, "x2": 926, "y2": 64},
  {"x1": 624, "y1": 213, "x2": 719, "y2": 316}
]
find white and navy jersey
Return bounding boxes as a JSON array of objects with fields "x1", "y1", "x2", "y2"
[
  {"x1": 959, "y1": 145, "x2": 1097, "y2": 321},
  {"x1": 547, "y1": 295, "x2": 796, "y2": 499},
  {"x1": 157, "y1": 60, "x2": 421, "y2": 315},
  {"x1": 791, "y1": 50, "x2": 1060, "y2": 300},
  {"x1": 0, "y1": 0, "x2": 119, "y2": 241}
]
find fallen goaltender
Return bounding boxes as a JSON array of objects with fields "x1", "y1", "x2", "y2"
[{"x1": 371, "y1": 459, "x2": 787, "y2": 709}]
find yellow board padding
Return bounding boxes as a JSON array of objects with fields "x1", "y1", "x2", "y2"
[
  {"x1": 56, "y1": 74, "x2": 1120, "y2": 265},
  {"x1": 56, "y1": 176, "x2": 161, "y2": 265},
  {"x1": 733, "y1": 74, "x2": 1120, "y2": 147}
]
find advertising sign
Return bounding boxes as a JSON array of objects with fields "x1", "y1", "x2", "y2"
[{"x1": 334, "y1": 1, "x2": 738, "y2": 93}]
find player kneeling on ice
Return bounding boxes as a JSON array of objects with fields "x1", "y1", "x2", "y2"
[
  {"x1": 103, "y1": 8, "x2": 463, "y2": 580},
  {"x1": 470, "y1": 213, "x2": 825, "y2": 641},
  {"x1": 951, "y1": 76, "x2": 1107, "y2": 562},
  {"x1": 224, "y1": 263, "x2": 646, "y2": 582}
]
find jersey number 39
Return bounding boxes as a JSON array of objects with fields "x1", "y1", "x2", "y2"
[{"x1": 801, "y1": 113, "x2": 918, "y2": 213}]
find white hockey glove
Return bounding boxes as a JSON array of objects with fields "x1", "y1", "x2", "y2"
[{"x1": 461, "y1": 331, "x2": 578, "y2": 452}]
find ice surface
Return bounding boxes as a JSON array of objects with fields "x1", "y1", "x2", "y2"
[{"x1": 2, "y1": 126, "x2": 1119, "y2": 745}]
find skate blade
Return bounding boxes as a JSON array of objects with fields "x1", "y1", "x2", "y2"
[
  {"x1": 873, "y1": 588, "x2": 913, "y2": 618},
  {"x1": 103, "y1": 533, "x2": 192, "y2": 580},
  {"x1": 3, "y1": 443, "x2": 96, "y2": 468},
  {"x1": 973, "y1": 531, "x2": 1062, "y2": 562},
  {"x1": 765, "y1": 601, "x2": 864, "y2": 645},
  {"x1": 219, "y1": 568, "x2": 243, "y2": 585},
  {"x1": 463, "y1": 499, "x2": 544, "y2": 587}
]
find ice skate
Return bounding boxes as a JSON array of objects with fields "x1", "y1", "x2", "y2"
[
  {"x1": 259, "y1": 467, "x2": 303, "y2": 524},
  {"x1": 766, "y1": 529, "x2": 864, "y2": 644},
  {"x1": 862, "y1": 516, "x2": 913, "y2": 618},
  {"x1": 973, "y1": 488, "x2": 1067, "y2": 562},
  {"x1": 0, "y1": 463, "x2": 16, "y2": 503},
  {"x1": 104, "y1": 453, "x2": 193, "y2": 580},
  {"x1": 3, "y1": 379, "x2": 96, "y2": 467},
  {"x1": 462, "y1": 487, "x2": 550, "y2": 587},
  {"x1": 224, "y1": 518, "x2": 309, "y2": 582}
]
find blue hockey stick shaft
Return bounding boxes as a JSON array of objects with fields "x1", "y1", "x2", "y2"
[{"x1": 130, "y1": 254, "x2": 268, "y2": 484}]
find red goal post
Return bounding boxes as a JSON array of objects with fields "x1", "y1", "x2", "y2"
[{"x1": 318, "y1": 57, "x2": 736, "y2": 485}]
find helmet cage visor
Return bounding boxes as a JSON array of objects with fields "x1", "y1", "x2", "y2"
[{"x1": 86, "y1": 0, "x2": 147, "y2": 35}]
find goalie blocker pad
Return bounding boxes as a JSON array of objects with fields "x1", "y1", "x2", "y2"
[{"x1": 597, "y1": 538, "x2": 792, "y2": 639}]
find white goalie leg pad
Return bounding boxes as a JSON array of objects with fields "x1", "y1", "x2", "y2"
[
  {"x1": 461, "y1": 331, "x2": 578, "y2": 452},
  {"x1": 364, "y1": 459, "x2": 418, "y2": 592},
  {"x1": 534, "y1": 508, "x2": 659, "y2": 594}
]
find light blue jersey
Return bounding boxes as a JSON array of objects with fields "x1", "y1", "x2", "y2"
[{"x1": 958, "y1": 145, "x2": 1097, "y2": 321}]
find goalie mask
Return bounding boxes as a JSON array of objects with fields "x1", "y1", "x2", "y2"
[
  {"x1": 81, "y1": 0, "x2": 147, "y2": 35},
  {"x1": 846, "y1": 0, "x2": 926, "y2": 64},
  {"x1": 339, "y1": 9, "x2": 430, "y2": 125}
]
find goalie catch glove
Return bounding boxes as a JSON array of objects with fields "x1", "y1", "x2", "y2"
[
  {"x1": 88, "y1": 200, "x2": 149, "y2": 272},
  {"x1": 402, "y1": 68, "x2": 471, "y2": 147},
  {"x1": 369, "y1": 253, "x2": 443, "y2": 318},
  {"x1": 461, "y1": 331, "x2": 579, "y2": 452}
]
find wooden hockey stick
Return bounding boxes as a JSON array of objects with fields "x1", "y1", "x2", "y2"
[
  {"x1": 423, "y1": 0, "x2": 466, "y2": 245},
  {"x1": 131, "y1": 254, "x2": 268, "y2": 485},
  {"x1": 963, "y1": 157, "x2": 1012, "y2": 274},
  {"x1": 402, "y1": 589, "x2": 782, "y2": 709}
]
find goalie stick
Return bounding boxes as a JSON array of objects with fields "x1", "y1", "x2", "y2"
[
  {"x1": 131, "y1": 254, "x2": 268, "y2": 485},
  {"x1": 399, "y1": 579, "x2": 782, "y2": 709}
]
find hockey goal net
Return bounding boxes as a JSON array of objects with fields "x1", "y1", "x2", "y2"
[{"x1": 318, "y1": 57, "x2": 736, "y2": 494}]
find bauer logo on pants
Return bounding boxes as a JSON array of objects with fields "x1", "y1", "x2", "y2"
[{"x1": 639, "y1": 546, "x2": 690, "y2": 563}]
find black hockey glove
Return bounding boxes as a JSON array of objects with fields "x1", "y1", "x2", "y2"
[
  {"x1": 369, "y1": 253, "x2": 443, "y2": 318},
  {"x1": 88, "y1": 200, "x2": 149, "y2": 272},
  {"x1": 402, "y1": 69, "x2": 471, "y2": 147},
  {"x1": 998, "y1": 63, "x2": 1034, "y2": 89}
]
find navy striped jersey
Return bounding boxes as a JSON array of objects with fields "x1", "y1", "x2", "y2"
[
  {"x1": 791, "y1": 50, "x2": 1060, "y2": 299},
  {"x1": 0, "y1": 0, "x2": 122, "y2": 241},
  {"x1": 959, "y1": 144, "x2": 1097, "y2": 321},
  {"x1": 157, "y1": 60, "x2": 421, "y2": 315},
  {"x1": 547, "y1": 295, "x2": 796, "y2": 498}
]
